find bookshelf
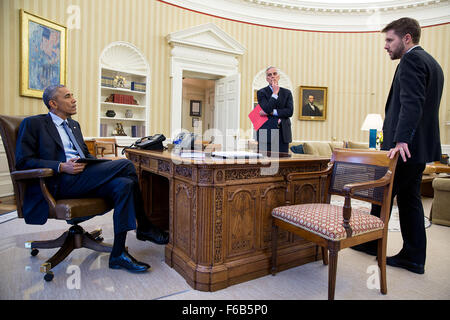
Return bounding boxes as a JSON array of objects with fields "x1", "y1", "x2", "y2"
[{"x1": 98, "y1": 42, "x2": 150, "y2": 141}]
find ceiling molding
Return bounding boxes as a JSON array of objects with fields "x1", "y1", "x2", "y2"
[{"x1": 160, "y1": 0, "x2": 450, "y2": 32}]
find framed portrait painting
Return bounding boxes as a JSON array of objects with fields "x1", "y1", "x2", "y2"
[
  {"x1": 299, "y1": 86, "x2": 327, "y2": 121},
  {"x1": 20, "y1": 10, "x2": 67, "y2": 98},
  {"x1": 189, "y1": 100, "x2": 202, "y2": 117}
]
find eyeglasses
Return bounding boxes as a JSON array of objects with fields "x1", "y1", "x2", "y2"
[{"x1": 266, "y1": 72, "x2": 278, "y2": 77}]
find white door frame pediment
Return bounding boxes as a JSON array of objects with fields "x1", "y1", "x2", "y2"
[
  {"x1": 167, "y1": 23, "x2": 246, "y2": 56},
  {"x1": 167, "y1": 23, "x2": 245, "y2": 138}
]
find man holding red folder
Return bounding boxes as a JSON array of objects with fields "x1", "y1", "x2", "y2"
[{"x1": 256, "y1": 66, "x2": 293, "y2": 154}]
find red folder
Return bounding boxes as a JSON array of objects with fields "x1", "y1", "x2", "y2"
[{"x1": 248, "y1": 104, "x2": 268, "y2": 131}]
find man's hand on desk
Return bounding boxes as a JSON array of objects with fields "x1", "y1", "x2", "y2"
[{"x1": 59, "y1": 158, "x2": 87, "y2": 174}]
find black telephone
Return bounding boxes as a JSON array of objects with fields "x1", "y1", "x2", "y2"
[
  {"x1": 122, "y1": 134, "x2": 166, "y2": 154},
  {"x1": 135, "y1": 134, "x2": 166, "y2": 149}
]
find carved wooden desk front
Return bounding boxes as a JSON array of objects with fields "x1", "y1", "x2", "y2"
[{"x1": 126, "y1": 149, "x2": 330, "y2": 291}]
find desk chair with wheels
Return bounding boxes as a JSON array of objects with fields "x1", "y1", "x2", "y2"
[
  {"x1": 0, "y1": 115, "x2": 113, "y2": 281},
  {"x1": 271, "y1": 148, "x2": 398, "y2": 300}
]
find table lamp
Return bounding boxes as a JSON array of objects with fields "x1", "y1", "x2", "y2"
[{"x1": 361, "y1": 114, "x2": 383, "y2": 149}]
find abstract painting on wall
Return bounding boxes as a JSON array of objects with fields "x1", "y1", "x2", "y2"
[{"x1": 20, "y1": 10, "x2": 66, "y2": 98}]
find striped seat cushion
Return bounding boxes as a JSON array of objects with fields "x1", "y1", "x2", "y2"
[{"x1": 272, "y1": 203, "x2": 384, "y2": 241}]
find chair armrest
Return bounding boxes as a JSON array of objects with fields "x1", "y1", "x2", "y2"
[
  {"x1": 287, "y1": 162, "x2": 333, "y2": 181},
  {"x1": 11, "y1": 168, "x2": 54, "y2": 180},
  {"x1": 95, "y1": 141, "x2": 117, "y2": 157},
  {"x1": 340, "y1": 170, "x2": 393, "y2": 238},
  {"x1": 342, "y1": 171, "x2": 393, "y2": 196},
  {"x1": 11, "y1": 168, "x2": 58, "y2": 217},
  {"x1": 95, "y1": 142, "x2": 113, "y2": 148}
]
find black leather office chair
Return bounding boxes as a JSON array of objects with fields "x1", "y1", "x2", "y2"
[{"x1": 0, "y1": 115, "x2": 113, "y2": 281}]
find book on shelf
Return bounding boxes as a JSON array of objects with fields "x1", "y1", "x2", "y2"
[
  {"x1": 101, "y1": 76, "x2": 114, "y2": 88},
  {"x1": 100, "y1": 123, "x2": 107, "y2": 137},
  {"x1": 131, "y1": 125, "x2": 137, "y2": 137},
  {"x1": 136, "y1": 125, "x2": 145, "y2": 137},
  {"x1": 112, "y1": 93, "x2": 134, "y2": 105},
  {"x1": 131, "y1": 81, "x2": 146, "y2": 92}
]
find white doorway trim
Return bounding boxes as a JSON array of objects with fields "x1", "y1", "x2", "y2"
[{"x1": 167, "y1": 23, "x2": 245, "y2": 138}]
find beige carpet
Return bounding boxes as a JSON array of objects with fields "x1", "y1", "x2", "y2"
[{"x1": 0, "y1": 196, "x2": 448, "y2": 300}]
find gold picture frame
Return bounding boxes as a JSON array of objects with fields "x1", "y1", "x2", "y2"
[
  {"x1": 299, "y1": 86, "x2": 327, "y2": 121},
  {"x1": 20, "y1": 9, "x2": 67, "y2": 98}
]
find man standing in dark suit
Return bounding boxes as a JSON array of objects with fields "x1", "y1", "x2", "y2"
[
  {"x1": 257, "y1": 66, "x2": 293, "y2": 154},
  {"x1": 15, "y1": 85, "x2": 169, "y2": 273},
  {"x1": 352, "y1": 18, "x2": 444, "y2": 275},
  {"x1": 302, "y1": 95, "x2": 322, "y2": 117}
]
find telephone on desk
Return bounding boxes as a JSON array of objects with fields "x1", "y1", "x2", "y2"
[
  {"x1": 173, "y1": 132, "x2": 196, "y2": 152},
  {"x1": 121, "y1": 134, "x2": 166, "y2": 154}
]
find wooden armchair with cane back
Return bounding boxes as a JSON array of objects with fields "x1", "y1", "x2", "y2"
[
  {"x1": 0, "y1": 115, "x2": 113, "y2": 281},
  {"x1": 271, "y1": 148, "x2": 398, "y2": 300},
  {"x1": 94, "y1": 138, "x2": 119, "y2": 158}
]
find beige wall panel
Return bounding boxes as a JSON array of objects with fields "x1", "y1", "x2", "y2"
[{"x1": 1, "y1": 0, "x2": 448, "y2": 145}]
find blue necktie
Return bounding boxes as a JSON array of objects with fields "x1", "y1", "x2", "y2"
[{"x1": 62, "y1": 121, "x2": 86, "y2": 158}]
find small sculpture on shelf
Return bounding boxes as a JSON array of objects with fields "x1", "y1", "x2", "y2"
[
  {"x1": 112, "y1": 122, "x2": 127, "y2": 136},
  {"x1": 105, "y1": 94, "x2": 114, "y2": 103},
  {"x1": 113, "y1": 75, "x2": 126, "y2": 88}
]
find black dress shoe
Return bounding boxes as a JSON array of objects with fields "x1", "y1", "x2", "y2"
[
  {"x1": 351, "y1": 243, "x2": 377, "y2": 256},
  {"x1": 109, "y1": 251, "x2": 150, "y2": 273},
  {"x1": 124, "y1": 249, "x2": 151, "y2": 269},
  {"x1": 136, "y1": 226, "x2": 169, "y2": 245},
  {"x1": 386, "y1": 254, "x2": 424, "y2": 274}
]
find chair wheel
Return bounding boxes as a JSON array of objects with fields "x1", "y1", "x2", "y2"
[
  {"x1": 31, "y1": 248, "x2": 39, "y2": 256},
  {"x1": 44, "y1": 272, "x2": 54, "y2": 282}
]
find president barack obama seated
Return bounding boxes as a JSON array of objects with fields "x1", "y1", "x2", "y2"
[{"x1": 15, "y1": 85, "x2": 168, "y2": 273}]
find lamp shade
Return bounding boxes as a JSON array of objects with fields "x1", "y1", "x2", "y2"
[{"x1": 361, "y1": 114, "x2": 383, "y2": 131}]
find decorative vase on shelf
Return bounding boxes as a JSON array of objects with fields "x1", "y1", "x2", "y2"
[
  {"x1": 125, "y1": 109, "x2": 133, "y2": 118},
  {"x1": 106, "y1": 110, "x2": 116, "y2": 117}
]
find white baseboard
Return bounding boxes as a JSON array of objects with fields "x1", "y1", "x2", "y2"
[{"x1": 441, "y1": 144, "x2": 450, "y2": 156}]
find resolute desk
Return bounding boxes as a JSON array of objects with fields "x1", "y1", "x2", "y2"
[{"x1": 126, "y1": 149, "x2": 330, "y2": 291}]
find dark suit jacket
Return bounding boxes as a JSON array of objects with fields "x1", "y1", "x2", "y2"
[
  {"x1": 382, "y1": 46, "x2": 444, "y2": 164},
  {"x1": 15, "y1": 113, "x2": 94, "y2": 224},
  {"x1": 257, "y1": 86, "x2": 293, "y2": 144},
  {"x1": 302, "y1": 103, "x2": 322, "y2": 116}
]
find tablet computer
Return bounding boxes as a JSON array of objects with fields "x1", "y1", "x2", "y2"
[{"x1": 75, "y1": 158, "x2": 112, "y2": 163}]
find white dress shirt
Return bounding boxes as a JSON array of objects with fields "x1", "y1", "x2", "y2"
[{"x1": 49, "y1": 112, "x2": 79, "y2": 162}]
